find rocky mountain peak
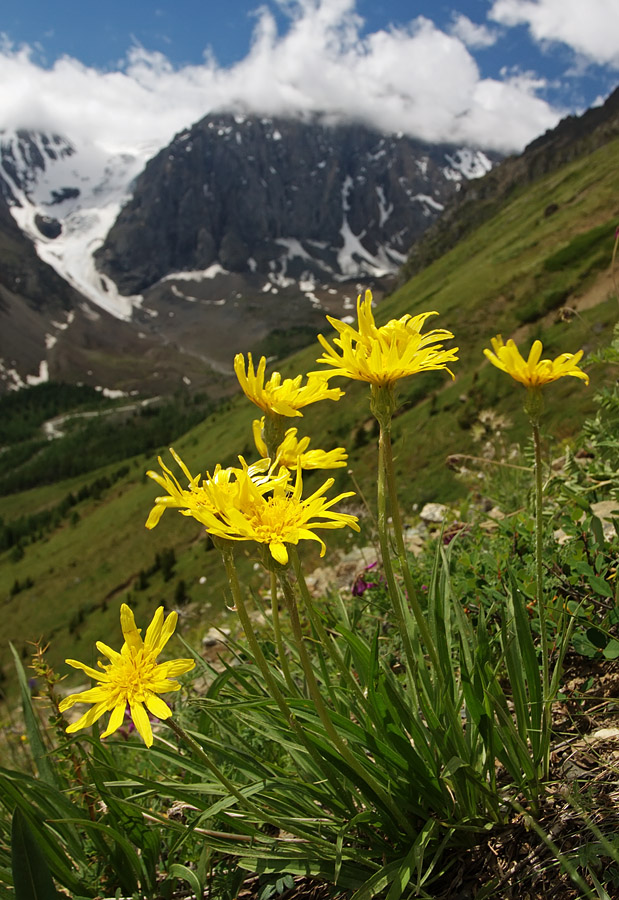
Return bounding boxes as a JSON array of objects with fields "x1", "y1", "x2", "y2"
[
  {"x1": 0, "y1": 130, "x2": 76, "y2": 205},
  {"x1": 95, "y1": 113, "x2": 496, "y2": 295}
]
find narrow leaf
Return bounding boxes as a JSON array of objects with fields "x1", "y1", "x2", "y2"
[
  {"x1": 169, "y1": 863, "x2": 203, "y2": 896},
  {"x1": 9, "y1": 644, "x2": 59, "y2": 788},
  {"x1": 11, "y1": 807, "x2": 59, "y2": 900}
]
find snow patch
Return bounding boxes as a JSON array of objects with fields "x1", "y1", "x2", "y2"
[
  {"x1": 1, "y1": 129, "x2": 148, "y2": 321},
  {"x1": 444, "y1": 149, "x2": 493, "y2": 180},
  {"x1": 276, "y1": 238, "x2": 312, "y2": 261},
  {"x1": 342, "y1": 175, "x2": 354, "y2": 212},
  {"x1": 375, "y1": 186, "x2": 393, "y2": 226},
  {"x1": 95, "y1": 386, "x2": 128, "y2": 399},
  {"x1": 416, "y1": 157, "x2": 429, "y2": 176},
  {"x1": 162, "y1": 263, "x2": 229, "y2": 282},
  {"x1": 337, "y1": 218, "x2": 397, "y2": 279},
  {"x1": 26, "y1": 360, "x2": 49, "y2": 386},
  {"x1": 411, "y1": 194, "x2": 445, "y2": 212}
]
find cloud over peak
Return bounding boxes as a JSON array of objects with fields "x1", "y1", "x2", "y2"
[{"x1": 0, "y1": 0, "x2": 577, "y2": 163}]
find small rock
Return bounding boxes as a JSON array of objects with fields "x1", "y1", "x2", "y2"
[
  {"x1": 404, "y1": 533, "x2": 425, "y2": 556},
  {"x1": 202, "y1": 626, "x2": 231, "y2": 648},
  {"x1": 419, "y1": 502, "x2": 449, "y2": 524},
  {"x1": 591, "y1": 500, "x2": 619, "y2": 541}
]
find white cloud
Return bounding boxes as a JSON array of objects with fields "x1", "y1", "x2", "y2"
[
  {"x1": 0, "y1": 1, "x2": 565, "y2": 158},
  {"x1": 489, "y1": 0, "x2": 619, "y2": 68},
  {"x1": 449, "y1": 13, "x2": 498, "y2": 49}
]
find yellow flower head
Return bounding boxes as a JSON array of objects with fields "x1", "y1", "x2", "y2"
[
  {"x1": 234, "y1": 352, "x2": 344, "y2": 416},
  {"x1": 205, "y1": 464, "x2": 360, "y2": 565},
  {"x1": 146, "y1": 449, "x2": 280, "y2": 530},
  {"x1": 483, "y1": 336, "x2": 590, "y2": 388},
  {"x1": 147, "y1": 449, "x2": 358, "y2": 564},
  {"x1": 316, "y1": 289, "x2": 458, "y2": 387},
  {"x1": 252, "y1": 417, "x2": 348, "y2": 471},
  {"x1": 59, "y1": 605, "x2": 195, "y2": 747}
]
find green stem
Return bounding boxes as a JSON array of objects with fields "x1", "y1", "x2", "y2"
[
  {"x1": 166, "y1": 717, "x2": 264, "y2": 818},
  {"x1": 264, "y1": 413, "x2": 286, "y2": 460},
  {"x1": 220, "y1": 543, "x2": 351, "y2": 799},
  {"x1": 220, "y1": 545, "x2": 297, "y2": 724},
  {"x1": 381, "y1": 416, "x2": 442, "y2": 674},
  {"x1": 372, "y1": 386, "x2": 440, "y2": 677},
  {"x1": 290, "y1": 548, "x2": 370, "y2": 711},
  {"x1": 166, "y1": 717, "x2": 331, "y2": 844},
  {"x1": 277, "y1": 570, "x2": 413, "y2": 835},
  {"x1": 270, "y1": 569, "x2": 301, "y2": 696},
  {"x1": 532, "y1": 420, "x2": 550, "y2": 782}
]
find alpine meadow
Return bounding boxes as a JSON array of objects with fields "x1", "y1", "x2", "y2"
[{"x1": 0, "y1": 89, "x2": 618, "y2": 900}]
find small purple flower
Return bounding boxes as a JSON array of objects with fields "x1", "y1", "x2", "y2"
[
  {"x1": 352, "y1": 578, "x2": 378, "y2": 596},
  {"x1": 352, "y1": 561, "x2": 381, "y2": 596}
]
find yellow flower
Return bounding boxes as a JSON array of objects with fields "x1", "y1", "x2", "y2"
[
  {"x1": 483, "y1": 336, "x2": 590, "y2": 388},
  {"x1": 146, "y1": 449, "x2": 279, "y2": 530},
  {"x1": 316, "y1": 289, "x2": 458, "y2": 386},
  {"x1": 204, "y1": 464, "x2": 359, "y2": 565},
  {"x1": 252, "y1": 418, "x2": 348, "y2": 471},
  {"x1": 234, "y1": 352, "x2": 343, "y2": 416},
  {"x1": 146, "y1": 451, "x2": 357, "y2": 564},
  {"x1": 59, "y1": 605, "x2": 195, "y2": 747}
]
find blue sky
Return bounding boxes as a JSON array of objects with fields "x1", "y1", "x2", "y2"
[{"x1": 1, "y1": 0, "x2": 617, "y2": 156}]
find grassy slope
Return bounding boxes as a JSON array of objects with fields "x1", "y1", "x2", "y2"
[{"x1": 0, "y1": 136, "x2": 617, "y2": 701}]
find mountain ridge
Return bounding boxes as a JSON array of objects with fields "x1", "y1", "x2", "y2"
[{"x1": 403, "y1": 84, "x2": 619, "y2": 281}]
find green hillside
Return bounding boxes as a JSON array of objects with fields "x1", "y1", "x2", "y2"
[{"x1": 0, "y1": 134, "x2": 617, "y2": 704}]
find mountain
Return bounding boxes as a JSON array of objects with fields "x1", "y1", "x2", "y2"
[
  {"x1": 0, "y1": 136, "x2": 232, "y2": 396},
  {"x1": 0, "y1": 117, "x2": 496, "y2": 389},
  {"x1": 0, "y1": 129, "x2": 148, "y2": 319},
  {"x1": 96, "y1": 113, "x2": 494, "y2": 294}
]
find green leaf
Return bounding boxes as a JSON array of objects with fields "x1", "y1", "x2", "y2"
[
  {"x1": 169, "y1": 863, "x2": 203, "y2": 897},
  {"x1": 590, "y1": 515, "x2": 605, "y2": 548},
  {"x1": 586, "y1": 627, "x2": 609, "y2": 650},
  {"x1": 572, "y1": 631, "x2": 602, "y2": 658},
  {"x1": 9, "y1": 644, "x2": 59, "y2": 789},
  {"x1": 11, "y1": 807, "x2": 59, "y2": 900},
  {"x1": 603, "y1": 639, "x2": 619, "y2": 660},
  {"x1": 588, "y1": 574, "x2": 614, "y2": 599}
]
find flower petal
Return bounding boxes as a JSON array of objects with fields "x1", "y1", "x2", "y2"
[
  {"x1": 66, "y1": 702, "x2": 109, "y2": 733},
  {"x1": 129, "y1": 701, "x2": 154, "y2": 747},
  {"x1": 100, "y1": 702, "x2": 127, "y2": 739},
  {"x1": 64, "y1": 658, "x2": 109, "y2": 681},
  {"x1": 120, "y1": 604, "x2": 143, "y2": 652},
  {"x1": 144, "y1": 693, "x2": 173, "y2": 720}
]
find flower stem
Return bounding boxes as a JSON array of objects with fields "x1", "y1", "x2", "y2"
[
  {"x1": 219, "y1": 543, "x2": 351, "y2": 799},
  {"x1": 264, "y1": 412, "x2": 286, "y2": 459},
  {"x1": 532, "y1": 419, "x2": 550, "y2": 782},
  {"x1": 220, "y1": 545, "x2": 296, "y2": 722},
  {"x1": 290, "y1": 548, "x2": 370, "y2": 711},
  {"x1": 166, "y1": 716, "x2": 263, "y2": 817},
  {"x1": 270, "y1": 569, "x2": 300, "y2": 696},
  {"x1": 166, "y1": 717, "x2": 328, "y2": 844},
  {"x1": 277, "y1": 569, "x2": 414, "y2": 835},
  {"x1": 373, "y1": 385, "x2": 440, "y2": 675}
]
